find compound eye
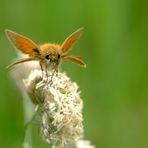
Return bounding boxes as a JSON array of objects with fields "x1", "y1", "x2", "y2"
[
  {"x1": 58, "y1": 54, "x2": 61, "y2": 59},
  {"x1": 45, "y1": 54, "x2": 50, "y2": 60}
]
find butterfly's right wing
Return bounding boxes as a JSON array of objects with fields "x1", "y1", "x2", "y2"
[
  {"x1": 5, "y1": 29, "x2": 40, "y2": 57},
  {"x1": 6, "y1": 57, "x2": 37, "y2": 69}
]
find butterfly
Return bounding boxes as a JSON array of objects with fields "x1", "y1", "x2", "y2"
[{"x1": 5, "y1": 28, "x2": 86, "y2": 78}]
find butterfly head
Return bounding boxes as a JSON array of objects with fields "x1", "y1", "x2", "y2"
[
  {"x1": 44, "y1": 51, "x2": 61, "y2": 63},
  {"x1": 39, "y1": 43, "x2": 62, "y2": 67}
]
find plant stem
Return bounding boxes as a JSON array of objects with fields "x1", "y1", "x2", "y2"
[{"x1": 22, "y1": 92, "x2": 35, "y2": 148}]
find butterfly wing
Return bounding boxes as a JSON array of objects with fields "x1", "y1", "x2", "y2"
[
  {"x1": 61, "y1": 27, "x2": 84, "y2": 53},
  {"x1": 6, "y1": 57, "x2": 37, "y2": 69},
  {"x1": 5, "y1": 29, "x2": 40, "y2": 57},
  {"x1": 62, "y1": 55, "x2": 86, "y2": 67}
]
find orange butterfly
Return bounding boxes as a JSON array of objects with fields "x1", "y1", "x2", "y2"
[{"x1": 5, "y1": 28, "x2": 86, "y2": 77}]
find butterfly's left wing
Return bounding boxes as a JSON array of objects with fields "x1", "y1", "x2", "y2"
[
  {"x1": 62, "y1": 55, "x2": 86, "y2": 67},
  {"x1": 61, "y1": 27, "x2": 84, "y2": 53}
]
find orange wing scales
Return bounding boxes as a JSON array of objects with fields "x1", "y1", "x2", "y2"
[
  {"x1": 62, "y1": 55, "x2": 86, "y2": 67},
  {"x1": 5, "y1": 29, "x2": 40, "y2": 56},
  {"x1": 61, "y1": 27, "x2": 84, "y2": 53}
]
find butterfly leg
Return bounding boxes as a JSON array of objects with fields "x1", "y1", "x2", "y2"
[
  {"x1": 45, "y1": 64, "x2": 49, "y2": 82},
  {"x1": 40, "y1": 61, "x2": 49, "y2": 83},
  {"x1": 56, "y1": 66, "x2": 59, "y2": 76},
  {"x1": 39, "y1": 61, "x2": 44, "y2": 80}
]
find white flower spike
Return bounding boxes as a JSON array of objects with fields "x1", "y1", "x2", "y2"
[{"x1": 24, "y1": 70, "x2": 84, "y2": 147}]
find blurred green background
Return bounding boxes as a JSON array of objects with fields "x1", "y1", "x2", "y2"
[{"x1": 0, "y1": 0, "x2": 148, "y2": 147}]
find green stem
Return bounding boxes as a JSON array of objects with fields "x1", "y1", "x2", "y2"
[{"x1": 22, "y1": 92, "x2": 35, "y2": 148}]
